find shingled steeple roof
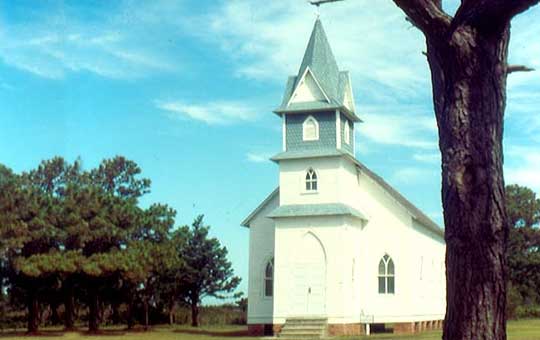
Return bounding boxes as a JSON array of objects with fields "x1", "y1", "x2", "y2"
[
  {"x1": 296, "y1": 18, "x2": 340, "y2": 101},
  {"x1": 274, "y1": 19, "x2": 360, "y2": 122}
]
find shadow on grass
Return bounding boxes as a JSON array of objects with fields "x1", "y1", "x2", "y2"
[
  {"x1": 0, "y1": 330, "x2": 65, "y2": 338},
  {"x1": 80, "y1": 330, "x2": 128, "y2": 337},
  {"x1": 0, "y1": 329, "x2": 132, "y2": 338},
  {"x1": 173, "y1": 328, "x2": 250, "y2": 337}
]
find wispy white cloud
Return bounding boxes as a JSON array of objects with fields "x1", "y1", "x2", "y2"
[
  {"x1": 202, "y1": 0, "x2": 433, "y2": 103},
  {"x1": 0, "y1": 81, "x2": 15, "y2": 91},
  {"x1": 0, "y1": 2, "x2": 181, "y2": 80},
  {"x1": 505, "y1": 145, "x2": 540, "y2": 193},
  {"x1": 200, "y1": 0, "x2": 539, "y2": 153},
  {"x1": 413, "y1": 152, "x2": 441, "y2": 164},
  {"x1": 157, "y1": 100, "x2": 257, "y2": 125},
  {"x1": 392, "y1": 166, "x2": 438, "y2": 184},
  {"x1": 357, "y1": 105, "x2": 438, "y2": 150},
  {"x1": 246, "y1": 152, "x2": 272, "y2": 163}
]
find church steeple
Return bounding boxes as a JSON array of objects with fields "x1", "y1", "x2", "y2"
[
  {"x1": 295, "y1": 18, "x2": 340, "y2": 102},
  {"x1": 274, "y1": 19, "x2": 359, "y2": 118},
  {"x1": 272, "y1": 19, "x2": 359, "y2": 160}
]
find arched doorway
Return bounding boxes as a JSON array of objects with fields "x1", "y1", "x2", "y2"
[{"x1": 290, "y1": 232, "x2": 327, "y2": 316}]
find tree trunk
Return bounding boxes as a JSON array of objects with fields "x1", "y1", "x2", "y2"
[
  {"x1": 26, "y1": 291, "x2": 39, "y2": 334},
  {"x1": 88, "y1": 286, "x2": 100, "y2": 333},
  {"x1": 168, "y1": 300, "x2": 176, "y2": 325},
  {"x1": 143, "y1": 298, "x2": 149, "y2": 330},
  {"x1": 50, "y1": 302, "x2": 61, "y2": 325},
  {"x1": 426, "y1": 23, "x2": 510, "y2": 340},
  {"x1": 111, "y1": 301, "x2": 121, "y2": 325},
  {"x1": 63, "y1": 280, "x2": 75, "y2": 330},
  {"x1": 126, "y1": 298, "x2": 135, "y2": 330},
  {"x1": 190, "y1": 302, "x2": 199, "y2": 327}
]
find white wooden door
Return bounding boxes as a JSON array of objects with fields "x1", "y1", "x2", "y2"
[{"x1": 290, "y1": 233, "x2": 326, "y2": 316}]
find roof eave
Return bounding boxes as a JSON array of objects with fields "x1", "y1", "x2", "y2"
[
  {"x1": 240, "y1": 188, "x2": 279, "y2": 228},
  {"x1": 412, "y1": 216, "x2": 445, "y2": 238},
  {"x1": 269, "y1": 213, "x2": 367, "y2": 222},
  {"x1": 273, "y1": 105, "x2": 362, "y2": 122}
]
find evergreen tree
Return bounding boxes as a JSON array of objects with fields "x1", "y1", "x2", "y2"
[
  {"x1": 176, "y1": 215, "x2": 240, "y2": 327},
  {"x1": 78, "y1": 156, "x2": 150, "y2": 332},
  {"x1": 125, "y1": 203, "x2": 178, "y2": 329},
  {"x1": 506, "y1": 184, "x2": 540, "y2": 305},
  {"x1": 0, "y1": 158, "x2": 76, "y2": 333}
]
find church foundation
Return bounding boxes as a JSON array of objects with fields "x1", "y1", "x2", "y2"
[
  {"x1": 247, "y1": 324, "x2": 283, "y2": 336},
  {"x1": 327, "y1": 323, "x2": 364, "y2": 336},
  {"x1": 393, "y1": 322, "x2": 416, "y2": 334},
  {"x1": 393, "y1": 320, "x2": 444, "y2": 334}
]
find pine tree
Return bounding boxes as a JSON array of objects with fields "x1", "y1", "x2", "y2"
[
  {"x1": 176, "y1": 215, "x2": 240, "y2": 327},
  {"x1": 0, "y1": 158, "x2": 78, "y2": 333},
  {"x1": 506, "y1": 184, "x2": 540, "y2": 305}
]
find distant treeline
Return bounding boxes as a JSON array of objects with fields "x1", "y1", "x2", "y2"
[
  {"x1": 0, "y1": 303, "x2": 247, "y2": 331},
  {"x1": 0, "y1": 157, "x2": 241, "y2": 333}
]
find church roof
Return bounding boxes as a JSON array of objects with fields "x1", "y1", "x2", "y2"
[
  {"x1": 267, "y1": 203, "x2": 367, "y2": 221},
  {"x1": 354, "y1": 159, "x2": 444, "y2": 238},
  {"x1": 271, "y1": 149, "x2": 343, "y2": 162},
  {"x1": 274, "y1": 19, "x2": 360, "y2": 122},
  {"x1": 296, "y1": 18, "x2": 340, "y2": 102},
  {"x1": 240, "y1": 187, "x2": 279, "y2": 228}
]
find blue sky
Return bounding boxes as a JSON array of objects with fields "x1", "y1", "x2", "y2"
[{"x1": 1, "y1": 0, "x2": 539, "y2": 302}]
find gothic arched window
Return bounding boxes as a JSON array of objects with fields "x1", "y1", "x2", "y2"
[
  {"x1": 305, "y1": 168, "x2": 318, "y2": 191},
  {"x1": 264, "y1": 258, "x2": 274, "y2": 297},
  {"x1": 303, "y1": 116, "x2": 319, "y2": 141},
  {"x1": 378, "y1": 254, "x2": 395, "y2": 294}
]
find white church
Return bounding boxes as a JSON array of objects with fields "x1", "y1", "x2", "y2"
[{"x1": 241, "y1": 19, "x2": 446, "y2": 337}]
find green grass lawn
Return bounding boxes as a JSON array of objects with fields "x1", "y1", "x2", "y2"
[{"x1": 1, "y1": 320, "x2": 539, "y2": 339}]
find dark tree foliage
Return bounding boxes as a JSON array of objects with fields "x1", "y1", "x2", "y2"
[
  {"x1": 125, "y1": 203, "x2": 178, "y2": 330},
  {"x1": 175, "y1": 215, "x2": 240, "y2": 327},
  {"x1": 388, "y1": 1, "x2": 539, "y2": 339},
  {"x1": 74, "y1": 156, "x2": 152, "y2": 332},
  {"x1": 506, "y1": 184, "x2": 540, "y2": 305},
  {"x1": 0, "y1": 157, "x2": 181, "y2": 333},
  {"x1": 0, "y1": 158, "x2": 76, "y2": 333},
  {"x1": 1, "y1": 157, "x2": 243, "y2": 331}
]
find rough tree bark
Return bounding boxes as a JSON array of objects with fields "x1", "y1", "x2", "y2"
[{"x1": 390, "y1": 1, "x2": 539, "y2": 339}]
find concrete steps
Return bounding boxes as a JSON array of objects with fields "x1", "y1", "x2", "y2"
[{"x1": 278, "y1": 317, "x2": 328, "y2": 340}]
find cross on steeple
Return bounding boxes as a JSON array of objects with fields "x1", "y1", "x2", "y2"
[
  {"x1": 308, "y1": 0, "x2": 346, "y2": 6},
  {"x1": 309, "y1": 0, "x2": 345, "y2": 16}
]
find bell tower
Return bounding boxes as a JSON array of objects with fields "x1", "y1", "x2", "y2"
[
  {"x1": 270, "y1": 18, "x2": 362, "y2": 208},
  {"x1": 272, "y1": 18, "x2": 360, "y2": 162}
]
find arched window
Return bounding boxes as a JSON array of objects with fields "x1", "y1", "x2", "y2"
[
  {"x1": 378, "y1": 254, "x2": 395, "y2": 294},
  {"x1": 303, "y1": 116, "x2": 319, "y2": 141},
  {"x1": 264, "y1": 259, "x2": 274, "y2": 297},
  {"x1": 344, "y1": 120, "x2": 351, "y2": 145},
  {"x1": 305, "y1": 168, "x2": 318, "y2": 191}
]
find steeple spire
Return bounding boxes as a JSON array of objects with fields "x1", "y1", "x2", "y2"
[
  {"x1": 274, "y1": 18, "x2": 359, "y2": 121},
  {"x1": 296, "y1": 19, "x2": 340, "y2": 102}
]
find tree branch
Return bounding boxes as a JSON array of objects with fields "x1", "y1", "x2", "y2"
[
  {"x1": 507, "y1": 64, "x2": 535, "y2": 74},
  {"x1": 456, "y1": 0, "x2": 539, "y2": 27},
  {"x1": 392, "y1": 0, "x2": 452, "y2": 40}
]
